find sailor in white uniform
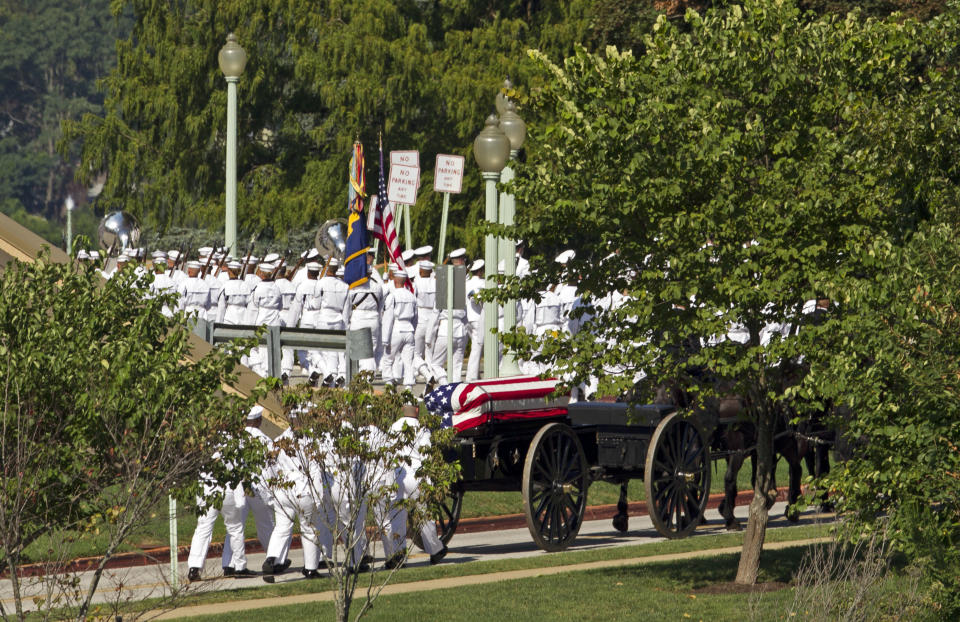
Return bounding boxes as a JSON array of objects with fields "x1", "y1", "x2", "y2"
[
  {"x1": 381, "y1": 269, "x2": 418, "y2": 389},
  {"x1": 465, "y1": 259, "x2": 486, "y2": 381}
]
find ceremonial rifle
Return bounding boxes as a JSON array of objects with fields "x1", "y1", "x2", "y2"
[
  {"x1": 269, "y1": 253, "x2": 287, "y2": 281},
  {"x1": 239, "y1": 237, "x2": 256, "y2": 279},
  {"x1": 199, "y1": 243, "x2": 217, "y2": 278}
]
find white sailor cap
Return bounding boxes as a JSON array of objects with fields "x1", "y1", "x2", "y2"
[
  {"x1": 419, "y1": 260, "x2": 434, "y2": 271},
  {"x1": 89, "y1": 249, "x2": 102, "y2": 259},
  {"x1": 151, "y1": 250, "x2": 167, "y2": 261},
  {"x1": 117, "y1": 254, "x2": 132, "y2": 263},
  {"x1": 414, "y1": 245, "x2": 433, "y2": 256},
  {"x1": 555, "y1": 249, "x2": 576, "y2": 264},
  {"x1": 258, "y1": 262, "x2": 275, "y2": 272},
  {"x1": 394, "y1": 268, "x2": 409, "y2": 278},
  {"x1": 122, "y1": 247, "x2": 138, "y2": 258},
  {"x1": 367, "y1": 247, "x2": 376, "y2": 255},
  {"x1": 328, "y1": 257, "x2": 340, "y2": 267},
  {"x1": 335, "y1": 266, "x2": 344, "y2": 277},
  {"x1": 448, "y1": 248, "x2": 466, "y2": 259},
  {"x1": 167, "y1": 250, "x2": 181, "y2": 260},
  {"x1": 516, "y1": 239, "x2": 525, "y2": 246},
  {"x1": 198, "y1": 246, "x2": 213, "y2": 256},
  {"x1": 77, "y1": 249, "x2": 90, "y2": 260},
  {"x1": 401, "y1": 249, "x2": 415, "y2": 262},
  {"x1": 263, "y1": 252, "x2": 281, "y2": 263},
  {"x1": 470, "y1": 259, "x2": 484, "y2": 271},
  {"x1": 306, "y1": 261, "x2": 322, "y2": 271},
  {"x1": 246, "y1": 405, "x2": 264, "y2": 421},
  {"x1": 226, "y1": 260, "x2": 242, "y2": 270},
  {"x1": 388, "y1": 262, "x2": 398, "y2": 272},
  {"x1": 185, "y1": 260, "x2": 202, "y2": 270}
]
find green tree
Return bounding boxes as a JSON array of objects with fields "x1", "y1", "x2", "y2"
[
  {"x1": 0, "y1": 0, "x2": 129, "y2": 222},
  {"x1": 61, "y1": 0, "x2": 595, "y2": 254},
  {"x1": 506, "y1": 0, "x2": 960, "y2": 584},
  {"x1": 805, "y1": 221, "x2": 960, "y2": 616},
  {"x1": 0, "y1": 252, "x2": 260, "y2": 621}
]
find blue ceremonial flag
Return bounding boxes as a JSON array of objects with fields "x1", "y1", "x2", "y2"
[{"x1": 344, "y1": 141, "x2": 369, "y2": 289}]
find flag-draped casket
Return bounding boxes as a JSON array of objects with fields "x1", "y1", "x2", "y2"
[{"x1": 424, "y1": 376, "x2": 569, "y2": 433}]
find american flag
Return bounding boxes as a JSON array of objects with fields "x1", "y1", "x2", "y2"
[
  {"x1": 370, "y1": 136, "x2": 412, "y2": 291},
  {"x1": 424, "y1": 376, "x2": 570, "y2": 433}
]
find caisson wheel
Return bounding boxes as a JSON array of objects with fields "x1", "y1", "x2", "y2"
[
  {"x1": 522, "y1": 422, "x2": 589, "y2": 552},
  {"x1": 644, "y1": 412, "x2": 711, "y2": 538}
]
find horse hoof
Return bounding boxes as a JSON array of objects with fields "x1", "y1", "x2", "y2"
[
  {"x1": 612, "y1": 513, "x2": 629, "y2": 533},
  {"x1": 785, "y1": 509, "x2": 800, "y2": 523},
  {"x1": 725, "y1": 520, "x2": 742, "y2": 532},
  {"x1": 717, "y1": 500, "x2": 727, "y2": 515}
]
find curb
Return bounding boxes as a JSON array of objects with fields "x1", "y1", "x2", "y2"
[{"x1": 10, "y1": 487, "x2": 789, "y2": 578}]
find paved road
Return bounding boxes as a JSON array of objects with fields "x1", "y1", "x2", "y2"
[{"x1": 1, "y1": 501, "x2": 831, "y2": 614}]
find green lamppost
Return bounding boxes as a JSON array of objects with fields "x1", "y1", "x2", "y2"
[
  {"x1": 218, "y1": 33, "x2": 247, "y2": 257},
  {"x1": 473, "y1": 113, "x2": 511, "y2": 379},
  {"x1": 497, "y1": 98, "x2": 527, "y2": 376}
]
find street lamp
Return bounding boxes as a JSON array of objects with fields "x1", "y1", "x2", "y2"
[
  {"x1": 218, "y1": 33, "x2": 247, "y2": 256},
  {"x1": 64, "y1": 195, "x2": 75, "y2": 256},
  {"x1": 497, "y1": 99, "x2": 527, "y2": 376},
  {"x1": 473, "y1": 113, "x2": 511, "y2": 379}
]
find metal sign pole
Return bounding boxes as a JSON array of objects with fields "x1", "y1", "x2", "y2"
[
  {"x1": 169, "y1": 496, "x2": 178, "y2": 585},
  {"x1": 446, "y1": 265, "x2": 455, "y2": 380},
  {"x1": 404, "y1": 204, "x2": 413, "y2": 251},
  {"x1": 437, "y1": 192, "x2": 451, "y2": 262}
]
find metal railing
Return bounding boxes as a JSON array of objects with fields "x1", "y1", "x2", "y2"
[{"x1": 190, "y1": 318, "x2": 373, "y2": 382}]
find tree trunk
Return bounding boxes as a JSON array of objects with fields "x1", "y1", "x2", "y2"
[{"x1": 735, "y1": 408, "x2": 777, "y2": 584}]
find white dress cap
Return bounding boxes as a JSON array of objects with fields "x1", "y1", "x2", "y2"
[
  {"x1": 246, "y1": 405, "x2": 264, "y2": 421},
  {"x1": 419, "y1": 260, "x2": 434, "y2": 271},
  {"x1": 264, "y1": 252, "x2": 281, "y2": 263},
  {"x1": 449, "y1": 248, "x2": 466, "y2": 259},
  {"x1": 414, "y1": 245, "x2": 433, "y2": 256},
  {"x1": 185, "y1": 260, "x2": 202, "y2": 270},
  {"x1": 305, "y1": 261, "x2": 322, "y2": 271},
  {"x1": 401, "y1": 249, "x2": 415, "y2": 262},
  {"x1": 555, "y1": 249, "x2": 576, "y2": 264},
  {"x1": 470, "y1": 259, "x2": 485, "y2": 271}
]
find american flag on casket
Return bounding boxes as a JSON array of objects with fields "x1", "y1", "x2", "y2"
[{"x1": 424, "y1": 376, "x2": 570, "y2": 433}]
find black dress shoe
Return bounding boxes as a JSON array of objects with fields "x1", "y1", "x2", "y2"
[
  {"x1": 301, "y1": 568, "x2": 321, "y2": 579},
  {"x1": 222, "y1": 566, "x2": 235, "y2": 577},
  {"x1": 323, "y1": 374, "x2": 334, "y2": 387},
  {"x1": 261, "y1": 556, "x2": 277, "y2": 574},
  {"x1": 384, "y1": 550, "x2": 406, "y2": 570},
  {"x1": 335, "y1": 376, "x2": 345, "y2": 388},
  {"x1": 429, "y1": 546, "x2": 448, "y2": 565},
  {"x1": 309, "y1": 371, "x2": 320, "y2": 387},
  {"x1": 278, "y1": 558, "x2": 292, "y2": 573},
  {"x1": 232, "y1": 568, "x2": 256, "y2": 578},
  {"x1": 188, "y1": 567, "x2": 202, "y2": 582}
]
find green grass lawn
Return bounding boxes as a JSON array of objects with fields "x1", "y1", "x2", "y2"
[
  {"x1": 171, "y1": 535, "x2": 909, "y2": 622},
  {"x1": 21, "y1": 456, "x2": 791, "y2": 562},
  {"x1": 109, "y1": 524, "x2": 831, "y2": 619}
]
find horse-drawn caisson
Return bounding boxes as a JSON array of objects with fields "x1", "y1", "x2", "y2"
[{"x1": 419, "y1": 375, "x2": 767, "y2": 552}]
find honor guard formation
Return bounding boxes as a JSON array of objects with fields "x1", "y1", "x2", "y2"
[{"x1": 79, "y1": 238, "x2": 599, "y2": 393}]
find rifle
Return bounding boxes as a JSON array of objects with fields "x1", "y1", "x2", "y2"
[
  {"x1": 213, "y1": 247, "x2": 229, "y2": 278},
  {"x1": 286, "y1": 251, "x2": 307, "y2": 279},
  {"x1": 199, "y1": 244, "x2": 217, "y2": 278},
  {"x1": 269, "y1": 253, "x2": 287, "y2": 281},
  {"x1": 178, "y1": 242, "x2": 193, "y2": 273},
  {"x1": 168, "y1": 242, "x2": 186, "y2": 276},
  {"x1": 239, "y1": 237, "x2": 256, "y2": 279}
]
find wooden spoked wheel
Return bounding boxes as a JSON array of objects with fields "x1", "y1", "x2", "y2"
[
  {"x1": 522, "y1": 422, "x2": 589, "y2": 552},
  {"x1": 644, "y1": 412, "x2": 711, "y2": 538},
  {"x1": 412, "y1": 482, "x2": 463, "y2": 550}
]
